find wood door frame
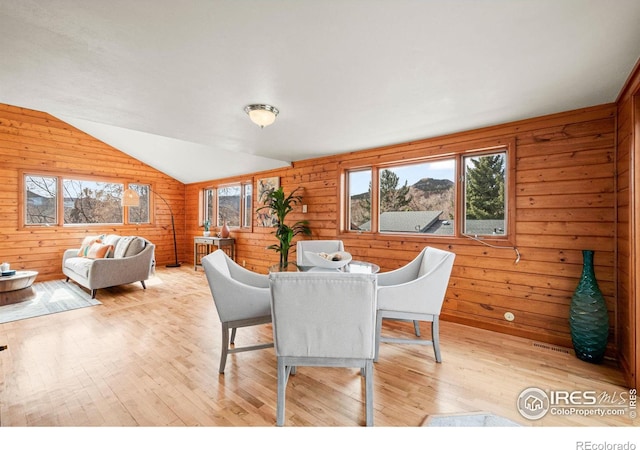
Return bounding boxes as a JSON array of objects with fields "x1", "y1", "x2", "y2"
[{"x1": 632, "y1": 92, "x2": 640, "y2": 390}]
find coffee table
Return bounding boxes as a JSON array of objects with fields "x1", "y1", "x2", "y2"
[{"x1": 0, "y1": 270, "x2": 39, "y2": 306}]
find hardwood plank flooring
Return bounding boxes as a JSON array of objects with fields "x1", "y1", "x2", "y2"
[{"x1": 0, "y1": 266, "x2": 635, "y2": 429}]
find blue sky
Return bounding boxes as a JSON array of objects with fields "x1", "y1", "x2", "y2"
[{"x1": 350, "y1": 160, "x2": 456, "y2": 195}]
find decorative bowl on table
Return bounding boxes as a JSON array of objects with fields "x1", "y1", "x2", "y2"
[{"x1": 304, "y1": 251, "x2": 352, "y2": 269}]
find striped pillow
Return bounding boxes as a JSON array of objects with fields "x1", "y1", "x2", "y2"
[{"x1": 77, "y1": 235, "x2": 101, "y2": 257}]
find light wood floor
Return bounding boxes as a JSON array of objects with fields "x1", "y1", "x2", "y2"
[{"x1": 0, "y1": 265, "x2": 635, "y2": 427}]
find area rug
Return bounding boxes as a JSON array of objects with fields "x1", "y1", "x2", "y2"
[
  {"x1": 422, "y1": 411, "x2": 521, "y2": 427},
  {"x1": 0, "y1": 279, "x2": 101, "y2": 324}
]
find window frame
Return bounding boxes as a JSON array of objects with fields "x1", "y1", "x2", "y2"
[
  {"x1": 202, "y1": 187, "x2": 217, "y2": 228},
  {"x1": 200, "y1": 178, "x2": 254, "y2": 232},
  {"x1": 217, "y1": 184, "x2": 242, "y2": 228},
  {"x1": 20, "y1": 170, "x2": 155, "y2": 229},
  {"x1": 241, "y1": 181, "x2": 253, "y2": 229},
  {"x1": 62, "y1": 177, "x2": 125, "y2": 225},
  {"x1": 125, "y1": 183, "x2": 152, "y2": 225},
  {"x1": 346, "y1": 168, "x2": 373, "y2": 232},
  {"x1": 376, "y1": 157, "x2": 457, "y2": 235},
  {"x1": 339, "y1": 138, "x2": 515, "y2": 245},
  {"x1": 462, "y1": 151, "x2": 508, "y2": 237},
  {"x1": 23, "y1": 173, "x2": 58, "y2": 226}
]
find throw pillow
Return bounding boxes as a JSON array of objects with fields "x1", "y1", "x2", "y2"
[
  {"x1": 101, "y1": 234, "x2": 122, "y2": 256},
  {"x1": 86, "y1": 242, "x2": 114, "y2": 259},
  {"x1": 113, "y1": 236, "x2": 135, "y2": 259},
  {"x1": 78, "y1": 235, "x2": 101, "y2": 257},
  {"x1": 123, "y1": 237, "x2": 146, "y2": 257}
]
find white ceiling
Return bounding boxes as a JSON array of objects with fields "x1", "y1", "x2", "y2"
[{"x1": 1, "y1": 0, "x2": 639, "y2": 184}]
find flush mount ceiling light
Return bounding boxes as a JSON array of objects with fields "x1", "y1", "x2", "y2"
[{"x1": 244, "y1": 104, "x2": 279, "y2": 128}]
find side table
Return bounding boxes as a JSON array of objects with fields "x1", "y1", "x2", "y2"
[{"x1": 194, "y1": 236, "x2": 236, "y2": 270}]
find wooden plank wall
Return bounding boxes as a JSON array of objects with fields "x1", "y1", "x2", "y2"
[
  {"x1": 0, "y1": 103, "x2": 186, "y2": 280},
  {"x1": 616, "y1": 58, "x2": 640, "y2": 389},
  {"x1": 186, "y1": 104, "x2": 618, "y2": 355}
]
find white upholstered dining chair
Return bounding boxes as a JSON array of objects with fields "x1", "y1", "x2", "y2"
[
  {"x1": 269, "y1": 271, "x2": 377, "y2": 426},
  {"x1": 296, "y1": 240, "x2": 345, "y2": 266},
  {"x1": 202, "y1": 250, "x2": 273, "y2": 374},
  {"x1": 375, "y1": 247, "x2": 455, "y2": 363}
]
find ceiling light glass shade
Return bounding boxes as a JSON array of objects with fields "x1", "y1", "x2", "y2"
[
  {"x1": 122, "y1": 188, "x2": 140, "y2": 207},
  {"x1": 244, "y1": 104, "x2": 279, "y2": 128}
]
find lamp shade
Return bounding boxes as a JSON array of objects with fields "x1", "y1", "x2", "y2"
[
  {"x1": 244, "y1": 104, "x2": 279, "y2": 128},
  {"x1": 122, "y1": 188, "x2": 140, "y2": 207}
]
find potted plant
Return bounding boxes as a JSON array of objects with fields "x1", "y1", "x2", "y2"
[
  {"x1": 257, "y1": 186, "x2": 311, "y2": 268},
  {"x1": 203, "y1": 220, "x2": 211, "y2": 237}
]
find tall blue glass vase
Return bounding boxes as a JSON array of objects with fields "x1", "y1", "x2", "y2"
[{"x1": 569, "y1": 250, "x2": 609, "y2": 364}]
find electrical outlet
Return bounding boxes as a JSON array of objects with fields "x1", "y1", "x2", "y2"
[
  {"x1": 504, "y1": 312, "x2": 515, "y2": 322},
  {"x1": 242, "y1": 260, "x2": 246, "y2": 267},
  {"x1": 302, "y1": 204, "x2": 308, "y2": 213}
]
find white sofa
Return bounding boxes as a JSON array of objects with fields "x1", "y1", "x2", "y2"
[{"x1": 62, "y1": 234, "x2": 155, "y2": 299}]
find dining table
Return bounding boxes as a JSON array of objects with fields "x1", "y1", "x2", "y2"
[{"x1": 269, "y1": 260, "x2": 380, "y2": 274}]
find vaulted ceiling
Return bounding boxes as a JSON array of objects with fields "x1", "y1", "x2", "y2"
[{"x1": 1, "y1": 0, "x2": 639, "y2": 183}]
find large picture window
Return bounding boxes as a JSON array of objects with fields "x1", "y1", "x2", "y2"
[
  {"x1": 378, "y1": 160, "x2": 455, "y2": 235},
  {"x1": 63, "y1": 179, "x2": 123, "y2": 224},
  {"x1": 343, "y1": 144, "x2": 511, "y2": 238}
]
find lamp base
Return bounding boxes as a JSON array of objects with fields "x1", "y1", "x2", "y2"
[{"x1": 165, "y1": 263, "x2": 181, "y2": 268}]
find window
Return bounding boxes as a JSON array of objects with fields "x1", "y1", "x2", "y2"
[
  {"x1": 23, "y1": 173, "x2": 151, "y2": 227},
  {"x1": 63, "y1": 179, "x2": 123, "y2": 224},
  {"x1": 463, "y1": 152, "x2": 506, "y2": 236},
  {"x1": 127, "y1": 183, "x2": 150, "y2": 224},
  {"x1": 218, "y1": 185, "x2": 241, "y2": 226},
  {"x1": 202, "y1": 181, "x2": 253, "y2": 230},
  {"x1": 378, "y1": 161, "x2": 455, "y2": 235},
  {"x1": 343, "y1": 144, "x2": 511, "y2": 238},
  {"x1": 203, "y1": 188, "x2": 216, "y2": 226},
  {"x1": 25, "y1": 175, "x2": 58, "y2": 225},
  {"x1": 347, "y1": 169, "x2": 371, "y2": 231},
  {"x1": 242, "y1": 182, "x2": 252, "y2": 228}
]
